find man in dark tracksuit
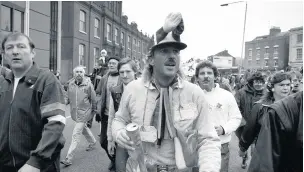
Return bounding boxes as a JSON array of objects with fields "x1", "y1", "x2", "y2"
[
  {"x1": 95, "y1": 56, "x2": 122, "y2": 171},
  {"x1": 0, "y1": 32, "x2": 66, "y2": 172}
]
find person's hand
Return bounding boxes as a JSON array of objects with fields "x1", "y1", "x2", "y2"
[
  {"x1": 115, "y1": 129, "x2": 135, "y2": 151},
  {"x1": 215, "y1": 126, "x2": 224, "y2": 136},
  {"x1": 107, "y1": 141, "x2": 116, "y2": 156},
  {"x1": 163, "y1": 12, "x2": 182, "y2": 33},
  {"x1": 95, "y1": 114, "x2": 101, "y2": 123},
  {"x1": 18, "y1": 164, "x2": 40, "y2": 172},
  {"x1": 238, "y1": 149, "x2": 247, "y2": 157}
]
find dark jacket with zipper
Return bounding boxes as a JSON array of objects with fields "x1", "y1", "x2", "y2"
[
  {"x1": 0, "y1": 63, "x2": 66, "y2": 171},
  {"x1": 248, "y1": 91, "x2": 303, "y2": 172},
  {"x1": 234, "y1": 84, "x2": 263, "y2": 126}
]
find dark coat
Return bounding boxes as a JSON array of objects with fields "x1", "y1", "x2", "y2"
[
  {"x1": 95, "y1": 72, "x2": 121, "y2": 116},
  {"x1": 234, "y1": 84, "x2": 263, "y2": 126},
  {"x1": 248, "y1": 91, "x2": 303, "y2": 172},
  {"x1": 110, "y1": 84, "x2": 124, "y2": 112},
  {"x1": 239, "y1": 99, "x2": 273, "y2": 151}
]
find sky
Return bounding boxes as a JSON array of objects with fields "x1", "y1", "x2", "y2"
[{"x1": 122, "y1": 0, "x2": 303, "y2": 63}]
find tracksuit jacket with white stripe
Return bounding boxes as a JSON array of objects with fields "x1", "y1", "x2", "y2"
[{"x1": 0, "y1": 63, "x2": 66, "y2": 171}]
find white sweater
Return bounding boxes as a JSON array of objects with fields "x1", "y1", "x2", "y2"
[{"x1": 203, "y1": 84, "x2": 242, "y2": 144}]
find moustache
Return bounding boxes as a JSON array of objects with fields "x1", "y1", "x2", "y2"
[{"x1": 164, "y1": 59, "x2": 176, "y2": 66}]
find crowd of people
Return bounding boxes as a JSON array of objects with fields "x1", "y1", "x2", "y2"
[{"x1": 0, "y1": 12, "x2": 302, "y2": 172}]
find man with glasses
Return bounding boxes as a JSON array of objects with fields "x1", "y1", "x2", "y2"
[{"x1": 235, "y1": 71, "x2": 265, "y2": 168}]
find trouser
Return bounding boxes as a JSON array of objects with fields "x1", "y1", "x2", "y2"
[
  {"x1": 100, "y1": 115, "x2": 115, "y2": 163},
  {"x1": 0, "y1": 154, "x2": 61, "y2": 172},
  {"x1": 66, "y1": 122, "x2": 96, "y2": 161},
  {"x1": 126, "y1": 158, "x2": 192, "y2": 172},
  {"x1": 115, "y1": 145, "x2": 129, "y2": 172},
  {"x1": 220, "y1": 143, "x2": 230, "y2": 172}
]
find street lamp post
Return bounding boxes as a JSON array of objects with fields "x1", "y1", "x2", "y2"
[{"x1": 221, "y1": 1, "x2": 247, "y2": 74}]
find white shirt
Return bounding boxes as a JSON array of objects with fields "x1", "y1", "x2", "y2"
[
  {"x1": 13, "y1": 77, "x2": 21, "y2": 98},
  {"x1": 204, "y1": 84, "x2": 242, "y2": 144}
]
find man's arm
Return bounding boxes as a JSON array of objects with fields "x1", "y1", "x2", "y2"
[
  {"x1": 194, "y1": 87, "x2": 221, "y2": 171},
  {"x1": 248, "y1": 108, "x2": 285, "y2": 172},
  {"x1": 221, "y1": 93, "x2": 242, "y2": 135},
  {"x1": 26, "y1": 74, "x2": 66, "y2": 169},
  {"x1": 88, "y1": 81, "x2": 97, "y2": 112},
  {"x1": 239, "y1": 103, "x2": 262, "y2": 151}
]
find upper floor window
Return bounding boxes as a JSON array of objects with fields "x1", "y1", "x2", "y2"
[
  {"x1": 1, "y1": 5, "x2": 24, "y2": 33},
  {"x1": 107, "y1": 23, "x2": 112, "y2": 41},
  {"x1": 273, "y1": 46, "x2": 279, "y2": 55},
  {"x1": 297, "y1": 34, "x2": 303, "y2": 43},
  {"x1": 265, "y1": 47, "x2": 269, "y2": 54},
  {"x1": 121, "y1": 32, "x2": 125, "y2": 46},
  {"x1": 297, "y1": 48, "x2": 302, "y2": 59},
  {"x1": 248, "y1": 49, "x2": 252, "y2": 59},
  {"x1": 128, "y1": 35, "x2": 131, "y2": 49},
  {"x1": 94, "y1": 18, "x2": 100, "y2": 37},
  {"x1": 79, "y1": 10, "x2": 86, "y2": 32},
  {"x1": 115, "y1": 28, "x2": 119, "y2": 44},
  {"x1": 94, "y1": 47, "x2": 99, "y2": 66},
  {"x1": 138, "y1": 41, "x2": 141, "y2": 52},
  {"x1": 256, "y1": 49, "x2": 260, "y2": 58}
]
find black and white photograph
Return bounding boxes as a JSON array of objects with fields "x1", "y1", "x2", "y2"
[{"x1": 0, "y1": 0, "x2": 302, "y2": 172}]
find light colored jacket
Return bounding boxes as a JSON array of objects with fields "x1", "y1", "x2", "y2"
[
  {"x1": 67, "y1": 77, "x2": 97, "y2": 122},
  {"x1": 203, "y1": 84, "x2": 242, "y2": 144},
  {"x1": 112, "y1": 77, "x2": 221, "y2": 171}
]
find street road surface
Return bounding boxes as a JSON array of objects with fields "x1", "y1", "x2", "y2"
[{"x1": 60, "y1": 105, "x2": 251, "y2": 172}]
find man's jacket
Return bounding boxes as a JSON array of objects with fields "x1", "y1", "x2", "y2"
[
  {"x1": 0, "y1": 63, "x2": 66, "y2": 171},
  {"x1": 235, "y1": 84, "x2": 263, "y2": 126},
  {"x1": 112, "y1": 78, "x2": 221, "y2": 171},
  {"x1": 67, "y1": 77, "x2": 97, "y2": 123},
  {"x1": 248, "y1": 91, "x2": 303, "y2": 172},
  {"x1": 95, "y1": 72, "x2": 121, "y2": 116}
]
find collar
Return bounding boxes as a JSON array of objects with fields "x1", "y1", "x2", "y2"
[
  {"x1": 144, "y1": 75, "x2": 184, "y2": 90},
  {"x1": 5, "y1": 62, "x2": 39, "y2": 85}
]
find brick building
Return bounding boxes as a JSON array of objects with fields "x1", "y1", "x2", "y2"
[
  {"x1": 288, "y1": 26, "x2": 303, "y2": 69},
  {"x1": 244, "y1": 27, "x2": 289, "y2": 71},
  {"x1": 0, "y1": 1, "x2": 61, "y2": 71},
  {"x1": 61, "y1": 1, "x2": 153, "y2": 82}
]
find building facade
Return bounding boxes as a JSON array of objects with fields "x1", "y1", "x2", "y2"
[
  {"x1": 61, "y1": 1, "x2": 153, "y2": 82},
  {"x1": 0, "y1": 1, "x2": 61, "y2": 71},
  {"x1": 288, "y1": 26, "x2": 303, "y2": 69},
  {"x1": 244, "y1": 27, "x2": 289, "y2": 71}
]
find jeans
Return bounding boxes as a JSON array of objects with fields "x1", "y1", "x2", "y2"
[
  {"x1": 66, "y1": 122, "x2": 96, "y2": 161},
  {"x1": 220, "y1": 143, "x2": 230, "y2": 172},
  {"x1": 115, "y1": 145, "x2": 129, "y2": 172}
]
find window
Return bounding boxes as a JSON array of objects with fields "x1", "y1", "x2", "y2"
[
  {"x1": 274, "y1": 59, "x2": 278, "y2": 67},
  {"x1": 248, "y1": 49, "x2": 252, "y2": 59},
  {"x1": 79, "y1": 10, "x2": 86, "y2": 32},
  {"x1": 297, "y1": 34, "x2": 303, "y2": 43},
  {"x1": 133, "y1": 38, "x2": 136, "y2": 47},
  {"x1": 138, "y1": 41, "x2": 141, "y2": 52},
  {"x1": 115, "y1": 28, "x2": 118, "y2": 44},
  {"x1": 1, "y1": 5, "x2": 12, "y2": 31},
  {"x1": 14, "y1": 10, "x2": 23, "y2": 32},
  {"x1": 107, "y1": 23, "x2": 112, "y2": 41},
  {"x1": 49, "y1": 2, "x2": 58, "y2": 72},
  {"x1": 94, "y1": 47, "x2": 99, "y2": 66},
  {"x1": 248, "y1": 60, "x2": 251, "y2": 65},
  {"x1": 79, "y1": 44, "x2": 85, "y2": 66},
  {"x1": 128, "y1": 35, "x2": 131, "y2": 49},
  {"x1": 256, "y1": 49, "x2": 260, "y2": 58},
  {"x1": 94, "y1": 18, "x2": 100, "y2": 37},
  {"x1": 297, "y1": 48, "x2": 302, "y2": 59},
  {"x1": 256, "y1": 59, "x2": 260, "y2": 65},
  {"x1": 121, "y1": 32, "x2": 125, "y2": 46},
  {"x1": 265, "y1": 59, "x2": 269, "y2": 67},
  {"x1": 265, "y1": 47, "x2": 269, "y2": 54},
  {"x1": 274, "y1": 47, "x2": 278, "y2": 55}
]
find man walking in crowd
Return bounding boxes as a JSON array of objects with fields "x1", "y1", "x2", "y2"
[
  {"x1": 238, "y1": 72, "x2": 292, "y2": 158},
  {"x1": 289, "y1": 70, "x2": 303, "y2": 93},
  {"x1": 112, "y1": 12, "x2": 221, "y2": 172},
  {"x1": 234, "y1": 71, "x2": 265, "y2": 168},
  {"x1": 61, "y1": 66, "x2": 97, "y2": 166},
  {"x1": 0, "y1": 32, "x2": 66, "y2": 172},
  {"x1": 96, "y1": 56, "x2": 122, "y2": 171},
  {"x1": 107, "y1": 58, "x2": 138, "y2": 172},
  {"x1": 195, "y1": 60, "x2": 242, "y2": 172},
  {"x1": 248, "y1": 90, "x2": 303, "y2": 172}
]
